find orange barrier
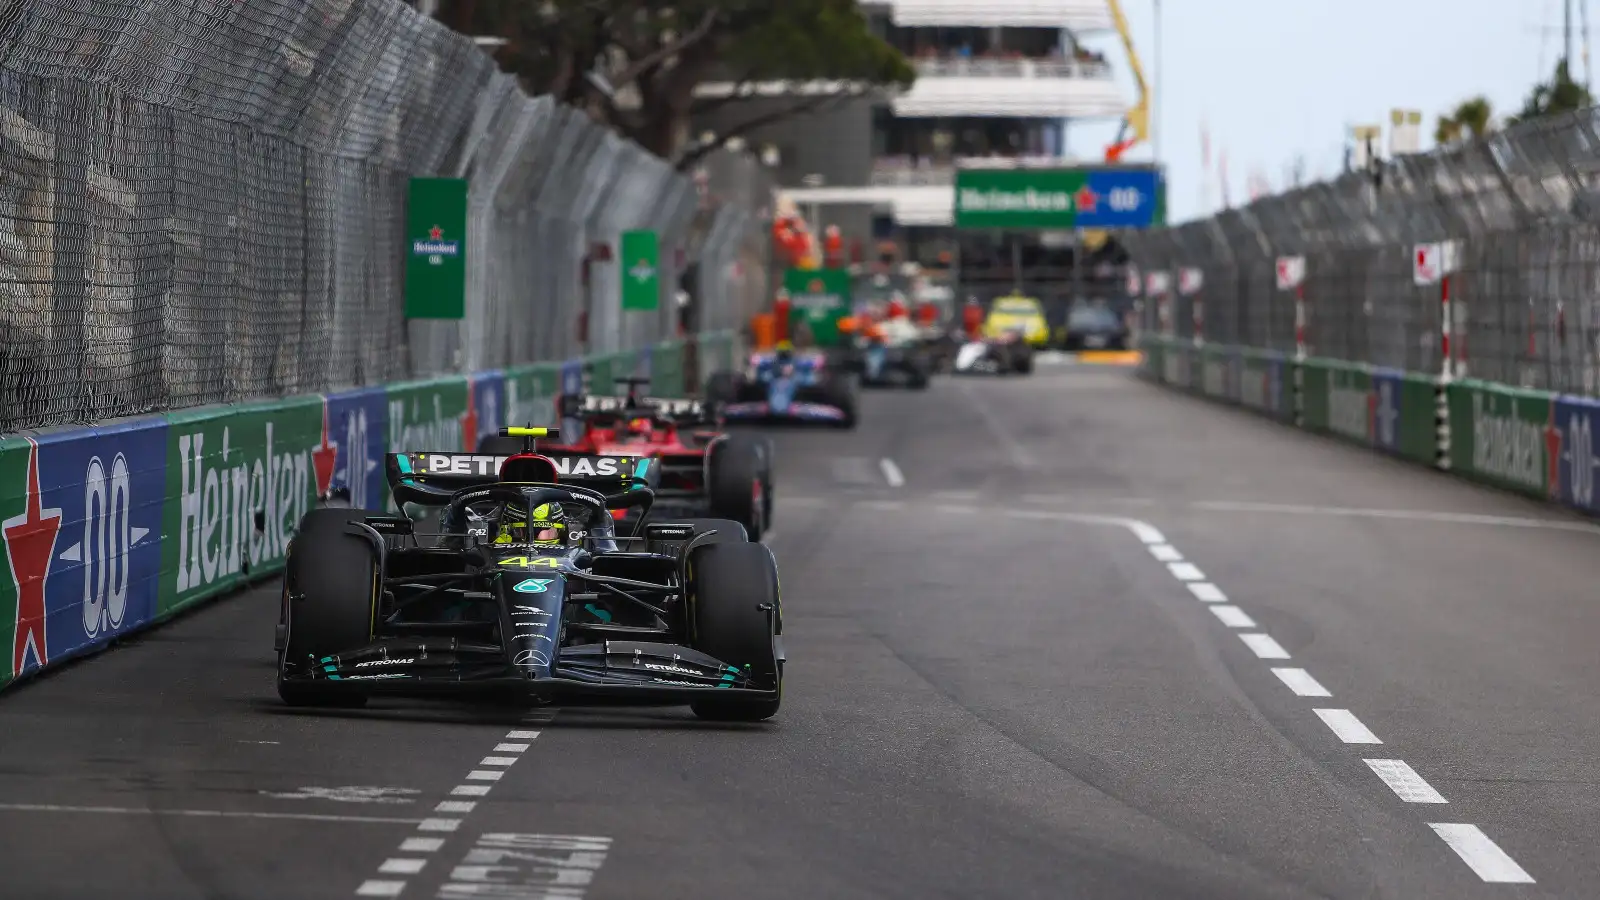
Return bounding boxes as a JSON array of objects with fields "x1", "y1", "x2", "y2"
[{"x1": 750, "y1": 312, "x2": 777, "y2": 350}]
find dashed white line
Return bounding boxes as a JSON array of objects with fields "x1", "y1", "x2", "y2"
[
  {"x1": 1271, "y1": 667, "x2": 1332, "y2": 697},
  {"x1": 378, "y1": 858, "x2": 427, "y2": 875},
  {"x1": 1429, "y1": 824, "x2": 1536, "y2": 883},
  {"x1": 1365, "y1": 759, "x2": 1448, "y2": 803},
  {"x1": 0, "y1": 804, "x2": 421, "y2": 824},
  {"x1": 1127, "y1": 521, "x2": 1166, "y2": 544},
  {"x1": 880, "y1": 458, "x2": 905, "y2": 487},
  {"x1": 352, "y1": 717, "x2": 558, "y2": 897},
  {"x1": 1238, "y1": 633, "x2": 1291, "y2": 660},
  {"x1": 1167, "y1": 562, "x2": 1205, "y2": 581},
  {"x1": 1148, "y1": 543, "x2": 1183, "y2": 562},
  {"x1": 1313, "y1": 708, "x2": 1383, "y2": 744},
  {"x1": 1188, "y1": 582, "x2": 1227, "y2": 602},
  {"x1": 1209, "y1": 605, "x2": 1257, "y2": 628}
]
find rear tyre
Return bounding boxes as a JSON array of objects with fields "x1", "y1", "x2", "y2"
[
  {"x1": 820, "y1": 376, "x2": 858, "y2": 429},
  {"x1": 1013, "y1": 345, "x2": 1034, "y2": 375},
  {"x1": 706, "y1": 370, "x2": 740, "y2": 407},
  {"x1": 905, "y1": 355, "x2": 932, "y2": 389},
  {"x1": 687, "y1": 542, "x2": 781, "y2": 722},
  {"x1": 707, "y1": 436, "x2": 766, "y2": 541},
  {"x1": 277, "y1": 509, "x2": 382, "y2": 708}
]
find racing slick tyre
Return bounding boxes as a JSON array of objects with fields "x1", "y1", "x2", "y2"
[
  {"x1": 905, "y1": 355, "x2": 933, "y2": 390},
  {"x1": 277, "y1": 509, "x2": 382, "y2": 708},
  {"x1": 687, "y1": 542, "x2": 782, "y2": 722},
  {"x1": 1013, "y1": 345, "x2": 1035, "y2": 375},
  {"x1": 708, "y1": 436, "x2": 767, "y2": 541},
  {"x1": 757, "y1": 436, "x2": 776, "y2": 523},
  {"x1": 819, "y1": 376, "x2": 859, "y2": 429}
]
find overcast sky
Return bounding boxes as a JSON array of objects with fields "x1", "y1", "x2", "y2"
[{"x1": 1067, "y1": 0, "x2": 1587, "y2": 223}]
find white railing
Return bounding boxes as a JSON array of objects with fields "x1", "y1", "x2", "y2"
[{"x1": 869, "y1": 155, "x2": 1075, "y2": 185}]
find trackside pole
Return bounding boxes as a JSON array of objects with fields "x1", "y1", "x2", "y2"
[
  {"x1": 1440, "y1": 271, "x2": 1453, "y2": 383},
  {"x1": 1294, "y1": 283, "x2": 1307, "y2": 360}
]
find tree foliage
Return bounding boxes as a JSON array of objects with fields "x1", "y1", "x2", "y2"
[
  {"x1": 439, "y1": 0, "x2": 914, "y2": 167},
  {"x1": 1435, "y1": 95, "x2": 1494, "y2": 147},
  {"x1": 1510, "y1": 59, "x2": 1594, "y2": 125}
]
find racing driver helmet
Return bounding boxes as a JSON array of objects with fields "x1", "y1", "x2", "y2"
[{"x1": 495, "y1": 501, "x2": 567, "y2": 546}]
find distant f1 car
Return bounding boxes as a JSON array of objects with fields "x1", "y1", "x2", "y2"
[
  {"x1": 707, "y1": 346, "x2": 858, "y2": 428},
  {"x1": 952, "y1": 333, "x2": 1034, "y2": 375},
  {"x1": 842, "y1": 331, "x2": 933, "y2": 390},
  {"x1": 478, "y1": 378, "x2": 773, "y2": 541},
  {"x1": 274, "y1": 427, "x2": 783, "y2": 721}
]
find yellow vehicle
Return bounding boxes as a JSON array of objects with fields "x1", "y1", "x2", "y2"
[{"x1": 982, "y1": 295, "x2": 1051, "y2": 347}]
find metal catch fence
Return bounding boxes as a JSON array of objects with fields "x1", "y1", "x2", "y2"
[
  {"x1": 1122, "y1": 107, "x2": 1600, "y2": 394},
  {"x1": 0, "y1": 0, "x2": 769, "y2": 433}
]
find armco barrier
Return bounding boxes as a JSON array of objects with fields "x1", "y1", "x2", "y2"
[
  {"x1": 0, "y1": 331, "x2": 739, "y2": 692},
  {"x1": 1447, "y1": 380, "x2": 1554, "y2": 500}
]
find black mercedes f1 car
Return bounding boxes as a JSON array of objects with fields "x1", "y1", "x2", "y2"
[{"x1": 274, "y1": 427, "x2": 784, "y2": 721}]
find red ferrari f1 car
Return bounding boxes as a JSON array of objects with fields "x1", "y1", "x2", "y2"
[{"x1": 479, "y1": 378, "x2": 774, "y2": 541}]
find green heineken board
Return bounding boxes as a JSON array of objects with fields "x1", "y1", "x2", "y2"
[
  {"x1": 782, "y1": 268, "x2": 851, "y2": 346},
  {"x1": 621, "y1": 230, "x2": 660, "y2": 312},
  {"x1": 404, "y1": 178, "x2": 468, "y2": 319}
]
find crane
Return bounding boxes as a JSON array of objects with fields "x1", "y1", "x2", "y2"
[{"x1": 1102, "y1": 0, "x2": 1150, "y2": 162}]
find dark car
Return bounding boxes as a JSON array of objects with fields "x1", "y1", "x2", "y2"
[
  {"x1": 1057, "y1": 299, "x2": 1130, "y2": 351},
  {"x1": 274, "y1": 428, "x2": 783, "y2": 721}
]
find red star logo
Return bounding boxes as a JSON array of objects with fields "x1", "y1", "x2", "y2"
[
  {"x1": 4, "y1": 439, "x2": 61, "y2": 677},
  {"x1": 428, "y1": 225, "x2": 443, "y2": 241},
  {"x1": 462, "y1": 381, "x2": 480, "y2": 451},
  {"x1": 1074, "y1": 186, "x2": 1099, "y2": 213},
  {"x1": 311, "y1": 399, "x2": 338, "y2": 500},
  {"x1": 1546, "y1": 409, "x2": 1563, "y2": 499}
]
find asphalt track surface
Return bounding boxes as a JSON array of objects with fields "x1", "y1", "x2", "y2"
[{"x1": 3, "y1": 363, "x2": 1598, "y2": 898}]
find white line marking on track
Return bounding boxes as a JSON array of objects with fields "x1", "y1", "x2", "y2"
[
  {"x1": 0, "y1": 804, "x2": 420, "y2": 824},
  {"x1": 464, "y1": 770, "x2": 503, "y2": 781},
  {"x1": 493, "y1": 743, "x2": 530, "y2": 753},
  {"x1": 1127, "y1": 520, "x2": 1166, "y2": 544},
  {"x1": 1148, "y1": 543, "x2": 1183, "y2": 561},
  {"x1": 378, "y1": 859, "x2": 426, "y2": 875},
  {"x1": 1190, "y1": 500, "x2": 1600, "y2": 534},
  {"x1": 1429, "y1": 824, "x2": 1536, "y2": 883},
  {"x1": 1209, "y1": 605, "x2": 1257, "y2": 628},
  {"x1": 400, "y1": 838, "x2": 445, "y2": 853},
  {"x1": 505, "y1": 730, "x2": 540, "y2": 740},
  {"x1": 434, "y1": 801, "x2": 477, "y2": 814},
  {"x1": 1167, "y1": 562, "x2": 1205, "y2": 581},
  {"x1": 356, "y1": 881, "x2": 404, "y2": 897},
  {"x1": 880, "y1": 458, "x2": 905, "y2": 487},
  {"x1": 1271, "y1": 668, "x2": 1332, "y2": 697},
  {"x1": 1314, "y1": 709, "x2": 1383, "y2": 744},
  {"x1": 450, "y1": 785, "x2": 490, "y2": 797},
  {"x1": 1188, "y1": 583, "x2": 1227, "y2": 602},
  {"x1": 479, "y1": 756, "x2": 518, "y2": 767},
  {"x1": 417, "y1": 818, "x2": 462, "y2": 832},
  {"x1": 1365, "y1": 759, "x2": 1448, "y2": 803},
  {"x1": 1239, "y1": 633, "x2": 1291, "y2": 659}
]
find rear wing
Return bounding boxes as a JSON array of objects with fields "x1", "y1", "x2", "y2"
[
  {"x1": 561, "y1": 392, "x2": 711, "y2": 425},
  {"x1": 385, "y1": 445, "x2": 651, "y2": 508}
]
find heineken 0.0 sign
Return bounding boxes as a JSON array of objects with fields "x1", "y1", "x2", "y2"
[
  {"x1": 781, "y1": 268, "x2": 851, "y2": 346},
  {"x1": 404, "y1": 177, "x2": 468, "y2": 319},
  {"x1": 953, "y1": 166, "x2": 1164, "y2": 230},
  {"x1": 621, "y1": 230, "x2": 659, "y2": 311}
]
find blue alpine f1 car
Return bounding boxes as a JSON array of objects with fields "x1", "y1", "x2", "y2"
[{"x1": 706, "y1": 347, "x2": 858, "y2": 428}]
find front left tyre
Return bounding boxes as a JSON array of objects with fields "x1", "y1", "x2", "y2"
[{"x1": 277, "y1": 509, "x2": 382, "y2": 707}]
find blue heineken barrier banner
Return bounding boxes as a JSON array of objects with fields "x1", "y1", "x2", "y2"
[
  {"x1": 1553, "y1": 395, "x2": 1600, "y2": 513},
  {"x1": 1370, "y1": 369, "x2": 1404, "y2": 455},
  {"x1": 324, "y1": 388, "x2": 390, "y2": 513},
  {"x1": 0, "y1": 420, "x2": 169, "y2": 682}
]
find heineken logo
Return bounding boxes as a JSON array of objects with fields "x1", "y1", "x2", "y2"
[
  {"x1": 629, "y1": 258, "x2": 656, "y2": 283},
  {"x1": 1327, "y1": 382, "x2": 1371, "y2": 442},
  {"x1": 1471, "y1": 392, "x2": 1545, "y2": 491},
  {"x1": 956, "y1": 185, "x2": 1102, "y2": 214},
  {"x1": 413, "y1": 224, "x2": 459, "y2": 260}
]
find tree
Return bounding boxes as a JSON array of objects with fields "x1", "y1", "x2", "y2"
[
  {"x1": 1509, "y1": 59, "x2": 1594, "y2": 124},
  {"x1": 439, "y1": 1, "x2": 914, "y2": 168},
  {"x1": 1434, "y1": 95, "x2": 1494, "y2": 147}
]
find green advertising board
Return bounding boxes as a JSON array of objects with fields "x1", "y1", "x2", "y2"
[
  {"x1": 621, "y1": 230, "x2": 660, "y2": 312},
  {"x1": 953, "y1": 166, "x2": 1164, "y2": 230},
  {"x1": 783, "y1": 268, "x2": 851, "y2": 347},
  {"x1": 1448, "y1": 381, "x2": 1553, "y2": 498},
  {"x1": 404, "y1": 178, "x2": 468, "y2": 319}
]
